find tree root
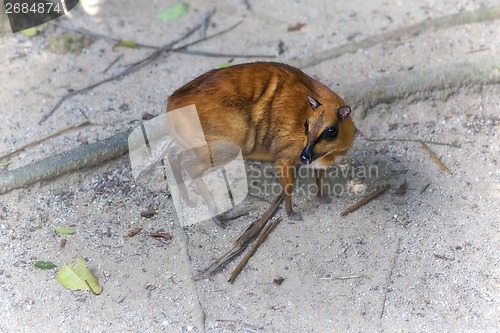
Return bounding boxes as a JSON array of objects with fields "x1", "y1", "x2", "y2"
[
  {"x1": 342, "y1": 55, "x2": 500, "y2": 118},
  {"x1": 290, "y1": 5, "x2": 500, "y2": 68},
  {"x1": 0, "y1": 129, "x2": 132, "y2": 194}
]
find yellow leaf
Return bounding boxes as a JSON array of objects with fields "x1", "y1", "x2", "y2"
[
  {"x1": 119, "y1": 40, "x2": 138, "y2": 48},
  {"x1": 20, "y1": 25, "x2": 45, "y2": 37},
  {"x1": 56, "y1": 257, "x2": 103, "y2": 295}
]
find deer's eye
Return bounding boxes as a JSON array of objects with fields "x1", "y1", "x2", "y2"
[{"x1": 322, "y1": 125, "x2": 338, "y2": 140}]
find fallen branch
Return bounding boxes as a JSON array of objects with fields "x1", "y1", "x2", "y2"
[
  {"x1": 228, "y1": 217, "x2": 282, "y2": 283},
  {"x1": 318, "y1": 274, "x2": 364, "y2": 281},
  {"x1": 420, "y1": 182, "x2": 432, "y2": 195},
  {"x1": 365, "y1": 137, "x2": 461, "y2": 148},
  {"x1": 194, "y1": 193, "x2": 283, "y2": 280},
  {"x1": 419, "y1": 141, "x2": 452, "y2": 175},
  {"x1": 38, "y1": 10, "x2": 229, "y2": 124},
  {"x1": 340, "y1": 185, "x2": 389, "y2": 217},
  {"x1": 0, "y1": 120, "x2": 90, "y2": 161},
  {"x1": 48, "y1": 22, "x2": 159, "y2": 49},
  {"x1": 50, "y1": 21, "x2": 276, "y2": 59},
  {"x1": 215, "y1": 319, "x2": 264, "y2": 332},
  {"x1": 173, "y1": 49, "x2": 275, "y2": 58},
  {"x1": 102, "y1": 54, "x2": 123, "y2": 73},
  {"x1": 290, "y1": 5, "x2": 500, "y2": 68}
]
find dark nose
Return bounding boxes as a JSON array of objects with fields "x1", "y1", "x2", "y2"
[{"x1": 299, "y1": 146, "x2": 314, "y2": 165}]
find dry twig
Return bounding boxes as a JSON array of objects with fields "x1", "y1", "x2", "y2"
[
  {"x1": 51, "y1": 20, "x2": 275, "y2": 59},
  {"x1": 195, "y1": 194, "x2": 283, "y2": 280},
  {"x1": 0, "y1": 120, "x2": 90, "y2": 161},
  {"x1": 365, "y1": 137, "x2": 461, "y2": 148},
  {"x1": 215, "y1": 319, "x2": 264, "y2": 332},
  {"x1": 340, "y1": 185, "x2": 389, "y2": 217},
  {"x1": 420, "y1": 182, "x2": 432, "y2": 194},
  {"x1": 173, "y1": 49, "x2": 275, "y2": 58},
  {"x1": 38, "y1": 11, "x2": 220, "y2": 124},
  {"x1": 420, "y1": 141, "x2": 452, "y2": 175},
  {"x1": 228, "y1": 217, "x2": 282, "y2": 283},
  {"x1": 102, "y1": 54, "x2": 123, "y2": 73},
  {"x1": 395, "y1": 179, "x2": 407, "y2": 196},
  {"x1": 318, "y1": 274, "x2": 364, "y2": 281},
  {"x1": 48, "y1": 22, "x2": 159, "y2": 49}
]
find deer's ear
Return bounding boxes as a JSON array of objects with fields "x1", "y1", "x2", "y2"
[
  {"x1": 307, "y1": 96, "x2": 321, "y2": 110},
  {"x1": 337, "y1": 106, "x2": 351, "y2": 120}
]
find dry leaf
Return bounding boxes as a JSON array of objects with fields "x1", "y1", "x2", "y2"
[
  {"x1": 141, "y1": 208, "x2": 157, "y2": 218},
  {"x1": 141, "y1": 112, "x2": 156, "y2": 120},
  {"x1": 434, "y1": 253, "x2": 452, "y2": 261},
  {"x1": 395, "y1": 179, "x2": 407, "y2": 195},
  {"x1": 119, "y1": 103, "x2": 129, "y2": 111},
  {"x1": 149, "y1": 232, "x2": 173, "y2": 241},
  {"x1": 127, "y1": 227, "x2": 142, "y2": 237},
  {"x1": 288, "y1": 22, "x2": 305, "y2": 32},
  {"x1": 420, "y1": 141, "x2": 452, "y2": 174},
  {"x1": 273, "y1": 277, "x2": 285, "y2": 285}
]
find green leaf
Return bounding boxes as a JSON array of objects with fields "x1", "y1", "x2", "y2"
[
  {"x1": 34, "y1": 261, "x2": 57, "y2": 270},
  {"x1": 155, "y1": 3, "x2": 188, "y2": 21},
  {"x1": 55, "y1": 226, "x2": 76, "y2": 235},
  {"x1": 119, "y1": 40, "x2": 138, "y2": 48},
  {"x1": 20, "y1": 26, "x2": 44, "y2": 37},
  {"x1": 56, "y1": 257, "x2": 103, "y2": 295}
]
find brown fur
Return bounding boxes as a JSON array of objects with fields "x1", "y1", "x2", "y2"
[{"x1": 167, "y1": 62, "x2": 355, "y2": 223}]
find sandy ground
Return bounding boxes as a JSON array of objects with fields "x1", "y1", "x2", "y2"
[{"x1": 1, "y1": 0, "x2": 499, "y2": 332}]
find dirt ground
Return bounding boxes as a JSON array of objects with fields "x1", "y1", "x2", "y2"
[{"x1": 1, "y1": 0, "x2": 499, "y2": 332}]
